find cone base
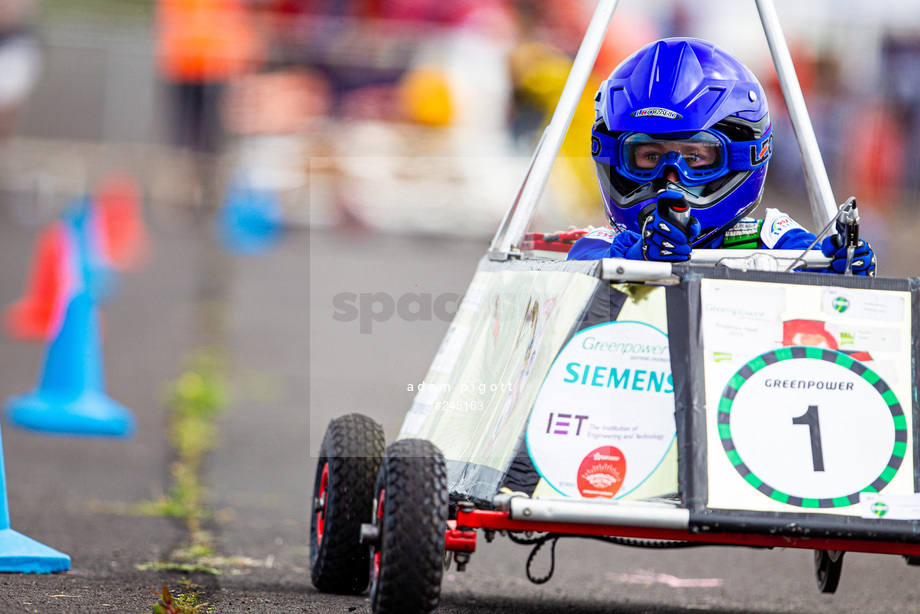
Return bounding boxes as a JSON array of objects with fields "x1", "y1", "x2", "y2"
[
  {"x1": 4, "y1": 390, "x2": 136, "y2": 439},
  {"x1": 0, "y1": 528, "x2": 70, "y2": 573}
]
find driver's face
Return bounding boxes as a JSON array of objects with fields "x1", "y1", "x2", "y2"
[{"x1": 632, "y1": 141, "x2": 720, "y2": 170}]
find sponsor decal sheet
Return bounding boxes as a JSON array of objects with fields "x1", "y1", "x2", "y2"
[
  {"x1": 527, "y1": 286, "x2": 679, "y2": 501},
  {"x1": 700, "y1": 279, "x2": 914, "y2": 517}
]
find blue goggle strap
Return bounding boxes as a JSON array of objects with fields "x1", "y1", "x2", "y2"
[
  {"x1": 590, "y1": 131, "x2": 621, "y2": 166},
  {"x1": 727, "y1": 132, "x2": 773, "y2": 170},
  {"x1": 591, "y1": 129, "x2": 773, "y2": 172}
]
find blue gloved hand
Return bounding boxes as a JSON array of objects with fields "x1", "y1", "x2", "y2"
[
  {"x1": 626, "y1": 209, "x2": 701, "y2": 262},
  {"x1": 820, "y1": 235, "x2": 877, "y2": 276}
]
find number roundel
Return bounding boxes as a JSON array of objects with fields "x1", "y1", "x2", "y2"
[{"x1": 718, "y1": 346, "x2": 906, "y2": 509}]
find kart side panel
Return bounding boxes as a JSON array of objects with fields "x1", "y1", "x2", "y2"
[
  {"x1": 399, "y1": 255, "x2": 682, "y2": 504},
  {"x1": 398, "y1": 256, "x2": 604, "y2": 502}
]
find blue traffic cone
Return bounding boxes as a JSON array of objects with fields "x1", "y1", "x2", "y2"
[
  {"x1": 0, "y1": 425, "x2": 70, "y2": 572},
  {"x1": 4, "y1": 290, "x2": 136, "y2": 438},
  {"x1": 215, "y1": 182, "x2": 284, "y2": 255},
  {"x1": 4, "y1": 195, "x2": 135, "y2": 438},
  {"x1": 62, "y1": 196, "x2": 119, "y2": 305}
]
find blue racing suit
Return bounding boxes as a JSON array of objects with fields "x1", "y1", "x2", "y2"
[{"x1": 568, "y1": 208, "x2": 816, "y2": 261}]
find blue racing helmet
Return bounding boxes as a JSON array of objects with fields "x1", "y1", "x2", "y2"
[{"x1": 591, "y1": 38, "x2": 773, "y2": 246}]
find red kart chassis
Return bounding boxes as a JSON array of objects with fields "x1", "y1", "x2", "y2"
[{"x1": 448, "y1": 508, "x2": 920, "y2": 560}]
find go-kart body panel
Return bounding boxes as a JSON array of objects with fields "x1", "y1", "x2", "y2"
[
  {"x1": 398, "y1": 256, "x2": 605, "y2": 501},
  {"x1": 400, "y1": 255, "x2": 920, "y2": 548}
]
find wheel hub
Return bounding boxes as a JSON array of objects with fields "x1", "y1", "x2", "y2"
[
  {"x1": 315, "y1": 462, "x2": 329, "y2": 546},
  {"x1": 372, "y1": 488, "x2": 385, "y2": 580}
]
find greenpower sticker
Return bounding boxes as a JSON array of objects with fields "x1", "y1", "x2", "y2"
[
  {"x1": 832, "y1": 296, "x2": 850, "y2": 313},
  {"x1": 718, "y1": 347, "x2": 904, "y2": 509},
  {"x1": 871, "y1": 501, "x2": 889, "y2": 517}
]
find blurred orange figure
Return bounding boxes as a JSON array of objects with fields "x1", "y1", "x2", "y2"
[
  {"x1": 156, "y1": 0, "x2": 261, "y2": 86},
  {"x1": 156, "y1": 0, "x2": 264, "y2": 153}
]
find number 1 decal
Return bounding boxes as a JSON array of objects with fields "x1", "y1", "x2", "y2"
[
  {"x1": 718, "y1": 348, "x2": 905, "y2": 509},
  {"x1": 792, "y1": 405, "x2": 825, "y2": 472}
]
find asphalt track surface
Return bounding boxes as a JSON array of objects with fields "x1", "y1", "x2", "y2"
[{"x1": 2, "y1": 216, "x2": 920, "y2": 613}]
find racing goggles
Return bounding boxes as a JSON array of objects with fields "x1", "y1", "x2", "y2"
[{"x1": 591, "y1": 127, "x2": 773, "y2": 187}]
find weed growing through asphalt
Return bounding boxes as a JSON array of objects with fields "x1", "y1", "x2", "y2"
[
  {"x1": 150, "y1": 580, "x2": 212, "y2": 613},
  {"x1": 134, "y1": 349, "x2": 229, "y2": 577},
  {"x1": 135, "y1": 351, "x2": 228, "y2": 521}
]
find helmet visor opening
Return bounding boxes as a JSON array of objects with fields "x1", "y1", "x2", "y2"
[{"x1": 621, "y1": 131, "x2": 727, "y2": 186}]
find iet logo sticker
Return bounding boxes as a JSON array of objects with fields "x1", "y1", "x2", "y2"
[
  {"x1": 833, "y1": 297, "x2": 850, "y2": 313},
  {"x1": 545, "y1": 412, "x2": 589, "y2": 436}
]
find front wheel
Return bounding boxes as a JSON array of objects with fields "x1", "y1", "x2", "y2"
[
  {"x1": 310, "y1": 413, "x2": 386, "y2": 594},
  {"x1": 370, "y1": 438, "x2": 449, "y2": 614},
  {"x1": 814, "y1": 550, "x2": 844, "y2": 594}
]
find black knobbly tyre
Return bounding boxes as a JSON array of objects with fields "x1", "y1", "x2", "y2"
[
  {"x1": 814, "y1": 550, "x2": 844, "y2": 594},
  {"x1": 370, "y1": 438, "x2": 449, "y2": 614},
  {"x1": 310, "y1": 413, "x2": 386, "y2": 594}
]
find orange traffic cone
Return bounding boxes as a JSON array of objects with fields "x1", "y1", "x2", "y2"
[
  {"x1": 3, "y1": 222, "x2": 73, "y2": 342},
  {"x1": 93, "y1": 173, "x2": 149, "y2": 271}
]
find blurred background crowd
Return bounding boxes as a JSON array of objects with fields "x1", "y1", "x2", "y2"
[{"x1": 2, "y1": 0, "x2": 920, "y2": 253}]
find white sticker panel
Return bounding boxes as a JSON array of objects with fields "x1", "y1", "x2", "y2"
[
  {"x1": 860, "y1": 492, "x2": 920, "y2": 521},
  {"x1": 700, "y1": 282, "x2": 784, "y2": 364},
  {"x1": 823, "y1": 287, "x2": 905, "y2": 322},
  {"x1": 825, "y1": 323, "x2": 902, "y2": 354}
]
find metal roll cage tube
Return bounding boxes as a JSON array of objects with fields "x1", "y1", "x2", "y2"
[
  {"x1": 489, "y1": 0, "x2": 619, "y2": 259},
  {"x1": 488, "y1": 0, "x2": 841, "y2": 263}
]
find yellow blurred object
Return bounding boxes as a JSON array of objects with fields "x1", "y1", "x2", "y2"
[
  {"x1": 510, "y1": 41, "x2": 602, "y2": 222},
  {"x1": 509, "y1": 13, "x2": 659, "y2": 225},
  {"x1": 550, "y1": 76, "x2": 607, "y2": 225},
  {"x1": 399, "y1": 67, "x2": 453, "y2": 127}
]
